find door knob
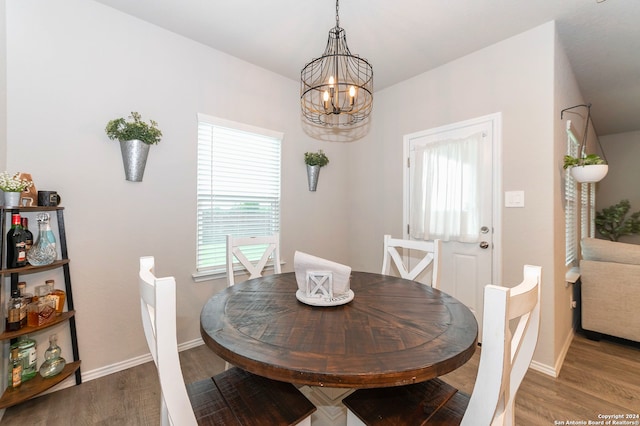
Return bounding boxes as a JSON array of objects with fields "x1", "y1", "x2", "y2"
[{"x1": 479, "y1": 241, "x2": 489, "y2": 249}]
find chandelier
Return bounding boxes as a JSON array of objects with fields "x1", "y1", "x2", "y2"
[{"x1": 300, "y1": 0, "x2": 373, "y2": 127}]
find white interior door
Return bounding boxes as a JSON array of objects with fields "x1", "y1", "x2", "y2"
[{"x1": 404, "y1": 114, "x2": 501, "y2": 340}]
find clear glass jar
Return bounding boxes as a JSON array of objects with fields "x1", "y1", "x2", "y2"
[
  {"x1": 26, "y1": 213, "x2": 57, "y2": 266},
  {"x1": 39, "y1": 334, "x2": 66, "y2": 378}
]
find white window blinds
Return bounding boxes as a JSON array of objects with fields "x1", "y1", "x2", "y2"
[
  {"x1": 196, "y1": 114, "x2": 282, "y2": 272},
  {"x1": 565, "y1": 120, "x2": 580, "y2": 265}
]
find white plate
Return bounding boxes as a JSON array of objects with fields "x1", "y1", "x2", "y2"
[{"x1": 295, "y1": 289, "x2": 355, "y2": 307}]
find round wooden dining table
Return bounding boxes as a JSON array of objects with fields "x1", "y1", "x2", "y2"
[{"x1": 200, "y1": 271, "x2": 478, "y2": 390}]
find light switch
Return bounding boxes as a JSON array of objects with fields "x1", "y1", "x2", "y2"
[{"x1": 505, "y1": 191, "x2": 525, "y2": 208}]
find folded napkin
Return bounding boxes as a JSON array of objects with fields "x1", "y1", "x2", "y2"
[{"x1": 294, "y1": 251, "x2": 352, "y2": 297}]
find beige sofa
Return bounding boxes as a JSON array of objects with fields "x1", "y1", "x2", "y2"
[{"x1": 580, "y1": 238, "x2": 640, "y2": 342}]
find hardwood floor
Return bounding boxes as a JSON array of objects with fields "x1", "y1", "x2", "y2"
[{"x1": 2, "y1": 333, "x2": 639, "y2": 425}]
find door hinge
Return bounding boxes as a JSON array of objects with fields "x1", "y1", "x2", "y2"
[
  {"x1": 407, "y1": 157, "x2": 410, "y2": 168},
  {"x1": 407, "y1": 224, "x2": 410, "y2": 234}
]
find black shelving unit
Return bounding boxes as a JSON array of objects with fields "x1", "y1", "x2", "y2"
[{"x1": 0, "y1": 206, "x2": 81, "y2": 409}]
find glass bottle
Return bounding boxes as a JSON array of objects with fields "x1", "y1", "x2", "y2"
[
  {"x1": 9, "y1": 335, "x2": 37, "y2": 382},
  {"x1": 6, "y1": 213, "x2": 27, "y2": 268},
  {"x1": 18, "y1": 281, "x2": 33, "y2": 305},
  {"x1": 17, "y1": 281, "x2": 32, "y2": 328},
  {"x1": 5, "y1": 289, "x2": 23, "y2": 332},
  {"x1": 26, "y1": 213, "x2": 57, "y2": 266},
  {"x1": 39, "y1": 334, "x2": 66, "y2": 378},
  {"x1": 9, "y1": 348, "x2": 22, "y2": 388},
  {"x1": 46, "y1": 279, "x2": 66, "y2": 315},
  {"x1": 21, "y1": 217, "x2": 34, "y2": 256}
]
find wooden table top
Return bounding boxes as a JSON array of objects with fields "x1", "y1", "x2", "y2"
[{"x1": 200, "y1": 271, "x2": 478, "y2": 389}]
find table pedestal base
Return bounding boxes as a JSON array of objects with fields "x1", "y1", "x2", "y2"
[{"x1": 299, "y1": 386, "x2": 354, "y2": 426}]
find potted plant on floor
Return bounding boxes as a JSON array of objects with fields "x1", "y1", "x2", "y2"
[
  {"x1": 304, "y1": 150, "x2": 329, "y2": 191},
  {"x1": 105, "y1": 112, "x2": 163, "y2": 182},
  {"x1": 595, "y1": 199, "x2": 640, "y2": 241}
]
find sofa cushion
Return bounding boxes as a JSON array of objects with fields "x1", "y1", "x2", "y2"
[{"x1": 581, "y1": 238, "x2": 640, "y2": 265}]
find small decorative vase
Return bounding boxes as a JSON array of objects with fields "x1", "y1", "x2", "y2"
[
  {"x1": 120, "y1": 139, "x2": 150, "y2": 182},
  {"x1": 39, "y1": 334, "x2": 66, "y2": 378},
  {"x1": 3, "y1": 191, "x2": 22, "y2": 207},
  {"x1": 307, "y1": 165, "x2": 321, "y2": 192}
]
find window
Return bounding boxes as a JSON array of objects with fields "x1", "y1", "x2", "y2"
[
  {"x1": 409, "y1": 132, "x2": 484, "y2": 243},
  {"x1": 565, "y1": 120, "x2": 596, "y2": 266},
  {"x1": 565, "y1": 122, "x2": 579, "y2": 265},
  {"x1": 196, "y1": 114, "x2": 282, "y2": 275}
]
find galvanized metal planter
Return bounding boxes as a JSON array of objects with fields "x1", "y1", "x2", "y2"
[
  {"x1": 120, "y1": 139, "x2": 150, "y2": 182},
  {"x1": 307, "y1": 165, "x2": 321, "y2": 191}
]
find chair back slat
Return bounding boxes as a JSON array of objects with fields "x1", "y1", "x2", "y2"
[
  {"x1": 226, "y1": 234, "x2": 281, "y2": 286},
  {"x1": 382, "y1": 234, "x2": 441, "y2": 288}
]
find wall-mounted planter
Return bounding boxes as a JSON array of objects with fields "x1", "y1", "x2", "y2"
[
  {"x1": 307, "y1": 165, "x2": 321, "y2": 191},
  {"x1": 120, "y1": 139, "x2": 150, "y2": 182}
]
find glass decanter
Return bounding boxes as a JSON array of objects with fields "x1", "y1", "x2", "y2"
[
  {"x1": 26, "y1": 213, "x2": 57, "y2": 266},
  {"x1": 39, "y1": 334, "x2": 66, "y2": 378}
]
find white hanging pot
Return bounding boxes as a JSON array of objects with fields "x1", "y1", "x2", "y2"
[{"x1": 570, "y1": 164, "x2": 608, "y2": 183}]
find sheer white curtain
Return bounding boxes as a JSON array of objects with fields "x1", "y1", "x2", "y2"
[{"x1": 410, "y1": 132, "x2": 483, "y2": 243}]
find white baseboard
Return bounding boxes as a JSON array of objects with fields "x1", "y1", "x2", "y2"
[
  {"x1": 55, "y1": 338, "x2": 206, "y2": 389},
  {"x1": 529, "y1": 329, "x2": 575, "y2": 378}
]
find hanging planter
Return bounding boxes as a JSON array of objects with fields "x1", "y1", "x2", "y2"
[
  {"x1": 105, "y1": 112, "x2": 162, "y2": 182},
  {"x1": 561, "y1": 103, "x2": 609, "y2": 184},
  {"x1": 570, "y1": 164, "x2": 609, "y2": 183},
  {"x1": 304, "y1": 150, "x2": 329, "y2": 191}
]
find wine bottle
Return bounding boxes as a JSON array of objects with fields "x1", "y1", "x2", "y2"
[
  {"x1": 6, "y1": 213, "x2": 28, "y2": 268},
  {"x1": 21, "y1": 217, "x2": 33, "y2": 254}
]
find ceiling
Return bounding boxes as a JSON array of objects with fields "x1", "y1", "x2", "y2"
[{"x1": 93, "y1": 0, "x2": 640, "y2": 136}]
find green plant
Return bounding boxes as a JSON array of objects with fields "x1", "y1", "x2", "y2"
[
  {"x1": 563, "y1": 154, "x2": 605, "y2": 169},
  {"x1": 0, "y1": 172, "x2": 33, "y2": 192},
  {"x1": 595, "y1": 199, "x2": 640, "y2": 242},
  {"x1": 304, "y1": 150, "x2": 329, "y2": 167},
  {"x1": 105, "y1": 112, "x2": 162, "y2": 145}
]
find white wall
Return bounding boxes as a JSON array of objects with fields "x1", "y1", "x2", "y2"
[
  {"x1": 5, "y1": 0, "x2": 350, "y2": 375},
  {"x1": 346, "y1": 22, "x2": 566, "y2": 370},
  {"x1": 0, "y1": 0, "x2": 6, "y2": 169},
  {"x1": 4, "y1": 1, "x2": 582, "y2": 381},
  {"x1": 553, "y1": 31, "x2": 587, "y2": 373}
]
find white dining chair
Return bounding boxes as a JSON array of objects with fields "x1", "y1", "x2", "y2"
[
  {"x1": 344, "y1": 264, "x2": 542, "y2": 426},
  {"x1": 139, "y1": 256, "x2": 315, "y2": 426},
  {"x1": 381, "y1": 234, "x2": 442, "y2": 288},
  {"x1": 226, "y1": 233, "x2": 281, "y2": 286}
]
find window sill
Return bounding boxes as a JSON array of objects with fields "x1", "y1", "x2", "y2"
[
  {"x1": 192, "y1": 261, "x2": 285, "y2": 283},
  {"x1": 565, "y1": 266, "x2": 580, "y2": 285}
]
